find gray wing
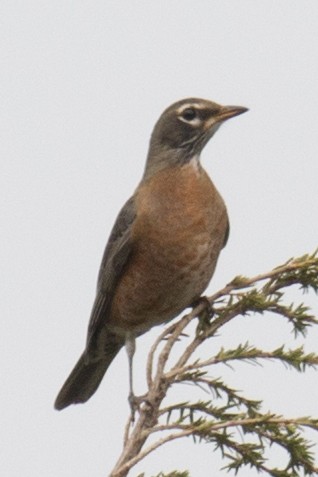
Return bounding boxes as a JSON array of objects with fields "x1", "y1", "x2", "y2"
[{"x1": 86, "y1": 196, "x2": 136, "y2": 349}]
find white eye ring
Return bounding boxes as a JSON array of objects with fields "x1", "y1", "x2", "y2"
[
  {"x1": 182, "y1": 108, "x2": 197, "y2": 120},
  {"x1": 179, "y1": 107, "x2": 202, "y2": 126}
]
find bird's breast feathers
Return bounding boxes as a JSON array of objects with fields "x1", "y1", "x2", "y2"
[
  {"x1": 108, "y1": 161, "x2": 229, "y2": 331},
  {"x1": 134, "y1": 160, "x2": 228, "y2": 242}
]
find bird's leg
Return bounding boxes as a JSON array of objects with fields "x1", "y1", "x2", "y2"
[{"x1": 125, "y1": 332, "x2": 137, "y2": 420}]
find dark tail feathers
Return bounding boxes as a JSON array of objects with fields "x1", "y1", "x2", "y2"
[{"x1": 54, "y1": 345, "x2": 122, "y2": 411}]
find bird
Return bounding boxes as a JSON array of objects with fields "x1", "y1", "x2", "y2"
[{"x1": 54, "y1": 97, "x2": 248, "y2": 411}]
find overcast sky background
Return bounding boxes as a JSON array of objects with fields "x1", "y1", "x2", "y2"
[{"x1": 1, "y1": 1, "x2": 318, "y2": 476}]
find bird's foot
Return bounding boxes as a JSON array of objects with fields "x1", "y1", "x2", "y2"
[
  {"x1": 192, "y1": 296, "x2": 214, "y2": 334},
  {"x1": 128, "y1": 392, "x2": 149, "y2": 423}
]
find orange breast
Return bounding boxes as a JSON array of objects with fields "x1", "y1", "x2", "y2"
[{"x1": 109, "y1": 162, "x2": 228, "y2": 335}]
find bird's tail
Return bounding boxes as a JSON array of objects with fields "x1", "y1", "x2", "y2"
[{"x1": 54, "y1": 345, "x2": 122, "y2": 411}]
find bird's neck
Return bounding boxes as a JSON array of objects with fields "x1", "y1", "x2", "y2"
[{"x1": 142, "y1": 144, "x2": 201, "y2": 182}]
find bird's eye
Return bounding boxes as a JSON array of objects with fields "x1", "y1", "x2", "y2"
[{"x1": 181, "y1": 108, "x2": 197, "y2": 121}]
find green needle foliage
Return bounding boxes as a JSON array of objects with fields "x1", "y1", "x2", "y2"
[{"x1": 109, "y1": 251, "x2": 318, "y2": 477}]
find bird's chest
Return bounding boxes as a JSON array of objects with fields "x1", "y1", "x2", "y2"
[
  {"x1": 134, "y1": 163, "x2": 227, "y2": 258},
  {"x1": 111, "y1": 164, "x2": 228, "y2": 327}
]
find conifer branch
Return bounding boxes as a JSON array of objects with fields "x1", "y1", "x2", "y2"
[{"x1": 109, "y1": 251, "x2": 318, "y2": 477}]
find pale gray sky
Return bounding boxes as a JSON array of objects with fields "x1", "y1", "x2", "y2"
[{"x1": 1, "y1": 1, "x2": 318, "y2": 476}]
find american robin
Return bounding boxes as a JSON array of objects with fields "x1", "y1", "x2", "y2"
[{"x1": 54, "y1": 98, "x2": 247, "y2": 411}]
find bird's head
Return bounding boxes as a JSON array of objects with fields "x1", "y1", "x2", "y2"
[{"x1": 144, "y1": 98, "x2": 248, "y2": 178}]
